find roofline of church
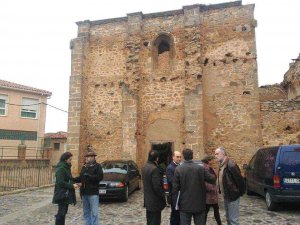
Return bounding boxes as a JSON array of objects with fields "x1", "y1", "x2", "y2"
[{"x1": 76, "y1": 1, "x2": 251, "y2": 26}]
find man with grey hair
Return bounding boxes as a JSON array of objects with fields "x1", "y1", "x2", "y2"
[{"x1": 215, "y1": 147, "x2": 245, "y2": 225}]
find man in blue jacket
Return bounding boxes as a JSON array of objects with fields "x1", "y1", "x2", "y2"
[{"x1": 166, "y1": 151, "x2": 182, "y2": 225}]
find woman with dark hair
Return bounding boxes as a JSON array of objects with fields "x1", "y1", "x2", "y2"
[
  {"x1": 53, "y1": 152, "x2": 79, "y2": 225},
  {"x1": 202, "y1": 155, "x2": 222, "y2": 225}
]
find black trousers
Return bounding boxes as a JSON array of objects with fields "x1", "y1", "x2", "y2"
[
  {"x1": 180, "y1": 211, "x2": 205, "y2": 225},
  {"x1": 205, "y1": 204, "x2": 222, "y2": 225},
  {"x1": 170, "y1": 205, "x2": 180, "y2": 225},
  {"x1": 55, "y1": 203, "x2": 69, "y2": 225},
  {"x1": 146, "y1": 210, "x2": 161, "y2": 225}
]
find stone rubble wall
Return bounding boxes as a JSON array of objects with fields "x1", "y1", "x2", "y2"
[
  {"x1": 282, "y1": 54, "x2": 300, "y2": 100},
  {"x1": 261, "y1": 100, "x2": 300, "y2": 146},
  {"x1": 68, "y1": 21, "x2": 90, "y2": 174},
  {"x1": 201, "y1": 4, "x2": 261, "y2": 166},
  {"x1": 259, "y1": 85, "x2": 287, "y2": 101},
  {"x1": 68, "y1": 2, "x2": 265, "y2": 171}
]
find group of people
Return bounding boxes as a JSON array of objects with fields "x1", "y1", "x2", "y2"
[
  {"x1": 142, "y1": 147, "x2": 245, "y2": 225},
  {"x1": 53, "y1": 146, "x2": 244, "y2": 225},
  {"x1": 53, "y1": 147, "x2": 103, "y2": 225}
]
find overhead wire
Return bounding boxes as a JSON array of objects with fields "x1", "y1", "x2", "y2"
[{"x1": 4, "y1": 102, "x2": 68, "y2": 113}]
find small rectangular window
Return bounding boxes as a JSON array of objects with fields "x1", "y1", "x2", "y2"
[
  {"x1": 21, "y1": 98, "x2": 38, "y2": 118},
  {"x1": 0, "y1": 94, "x2": 8, "y2": 116},
  {"x1": 54, "y1": 143, "x2": 60, "y2": 150}
]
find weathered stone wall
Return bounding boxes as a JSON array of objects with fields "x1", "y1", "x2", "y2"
[
  {"x1": 259, "y1": 85, "x2": 287, "y2": 101},
  {"x1": 79, "y1": 21, "x2": 127, "y2": 166},
  {"x1": 67, "y1": 21, "x2": 90, "y2": 174},
  {"x1": 201, "y1": 4, "x2": 261, "y2": 166},
  {"x1": 282, "y1": 54, "x2": 300, "y2": 100},
  {"x1": 261, "y1": 100, "x2": 300, "y2": 146},
  {"x1": 68, "y1": 1, "x2": 262, "y2": 171}
]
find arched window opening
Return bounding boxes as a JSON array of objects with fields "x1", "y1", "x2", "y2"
[
  {"x1": 158, "y1": 40, "x2": 170, "y2": 55},
  {"x1": 153, "y1": 34, "x2": 173, "y2": 70}
]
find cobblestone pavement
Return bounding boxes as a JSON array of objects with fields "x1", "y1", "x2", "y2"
[{"x1": 0, "y1": 187, "x2": 299, "y2": 225}]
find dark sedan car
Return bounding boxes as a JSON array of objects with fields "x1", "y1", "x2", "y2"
[{"x1": 99, "y1": 160, "x2": 141, "y2": 202}]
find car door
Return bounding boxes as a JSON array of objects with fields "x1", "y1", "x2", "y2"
[
  {"x1": 246, "y1": 153, "x2": 257, "y2": 192},
  {"x1": 253, "y1": 150, "x2": 268, "y2": 196},
  {"x1": 129, "y1": 161, "x2": 140, "y2": 190},
  {"x1": 262, "y1": 148, "x2": 278, "y2": 190},
  {"x1": 128, "y1": 162, "x2": 138, "y2": 193},
  {"x1": 280, "y1": 146, "x2": 300, "y2": 190}
]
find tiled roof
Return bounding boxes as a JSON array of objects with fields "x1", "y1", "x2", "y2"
[
  {"x1": 45, "y1": 131, "x2": 67, "y2": 139},
  {"x1": 0, "y1": 79, "x2": 52, "y2": 96}
]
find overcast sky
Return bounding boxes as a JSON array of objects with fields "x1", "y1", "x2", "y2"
[{"x1": 0, "y1": 0, "x2": 299, "y2": 133}]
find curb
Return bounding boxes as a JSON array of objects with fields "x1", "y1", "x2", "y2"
[{"x1": 0, "y1": 184, "x2": 54, "y2": 197}]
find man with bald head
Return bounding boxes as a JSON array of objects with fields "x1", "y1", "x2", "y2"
[{"x1": 166, "y1": 151, "x2": 182, "y2": 225}]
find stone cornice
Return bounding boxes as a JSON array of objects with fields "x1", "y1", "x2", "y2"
[{"x1": 76, "y1": 1, "x2": 245, "y2": 26}]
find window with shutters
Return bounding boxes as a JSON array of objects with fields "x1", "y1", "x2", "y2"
[
  {"x1": 21, "y1": 97, "x2": 38, "y2": 119},
  {"x1": 0, "y1": 94, "x2": 8, "y2": 116}
]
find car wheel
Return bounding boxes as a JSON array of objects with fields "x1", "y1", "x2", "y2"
[
  {"x1": 265, "y1": 191, "x2": 277, "y2": 211},
  {"x1": 122, "y1": 186, "x2": 129, "y2": 202}
]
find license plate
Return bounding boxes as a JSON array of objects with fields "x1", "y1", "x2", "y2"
[
  {"x1": 99, "y1": 189, "x2": 106, "y2": 194},
  {"x1": 284, "y1": 178, "x2": 300, "y2": 184}
]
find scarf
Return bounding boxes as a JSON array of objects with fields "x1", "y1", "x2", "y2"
[{"x1": 84, "y1": 159, "x2": 96, "y2": 167}]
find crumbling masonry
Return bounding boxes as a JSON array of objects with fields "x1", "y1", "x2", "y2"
[{"x1": 67, "y1": 1, "x2": 300, "y2": 173}]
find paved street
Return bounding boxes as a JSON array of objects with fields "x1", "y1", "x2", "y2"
[{"x1": 0, "y1": 187, "x2": 299, "y2": 225}]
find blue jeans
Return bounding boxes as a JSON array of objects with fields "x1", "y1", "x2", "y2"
[
  {"x1": 224, "y1": 198, "x2": 240, "y2": 225},
  {"x1": 180, "y1": 211, "x2": 205, "y2": 225},
  {"x1": 82, "y1": 195, "x2": 99, "y2": 225}
]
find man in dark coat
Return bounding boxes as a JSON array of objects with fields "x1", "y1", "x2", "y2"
[
  {"x1": 172, "y1": 149, "x2": 216, "y2": 225},
  {"x1": 142, "y1": 150, "x2": 166, "y2": 225},
  {"x1": 75, "y1": 147, "x2": 103, "y2": 225},
  {"x1": 215, "y1": 147, "x2": 245, "y2": 225},
  {"x1": 166, "y1": 150, "x2": 182, "y2": 225}
]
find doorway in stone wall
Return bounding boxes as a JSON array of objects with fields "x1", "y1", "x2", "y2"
[{"x1": 151, "y1": 142, "x2": 173, "y2": 172}]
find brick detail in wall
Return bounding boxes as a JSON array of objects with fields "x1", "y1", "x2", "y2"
[{"x1": 67, "y1": 21, "x2": 90, "y2": 174}]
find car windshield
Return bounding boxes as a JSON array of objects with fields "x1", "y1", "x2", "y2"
[{"x1": 101, "y1": 162, "x2": 128, "y2": 174}]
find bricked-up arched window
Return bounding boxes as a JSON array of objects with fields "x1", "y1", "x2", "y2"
[{"x1": 153, "y1": 34, "x2": 174, "y2": 70}]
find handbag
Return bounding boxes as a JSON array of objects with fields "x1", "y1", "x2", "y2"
[{"x1": 53, "y1": 187, "x2": 69, "y2": 203}]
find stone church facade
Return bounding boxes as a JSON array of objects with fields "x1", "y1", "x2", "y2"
[{"x1": 67, "y1": 1, "x2": 299, "y2": 173}]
